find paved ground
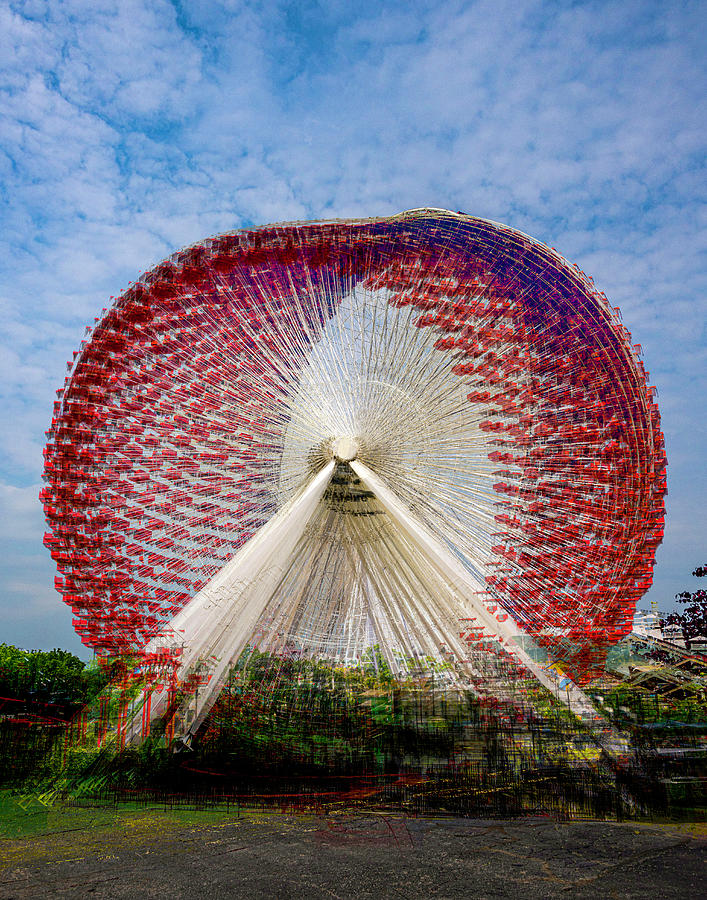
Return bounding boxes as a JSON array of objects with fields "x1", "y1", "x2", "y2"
[{"x1": 0, "y1": 803, "x2": 705, "y2": 899}]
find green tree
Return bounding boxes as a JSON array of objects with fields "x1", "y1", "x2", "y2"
[
  {"x1": 665, "y1": 564, "x2": 707, "y2": 651},
  {"x1": 0, "y1": 644, "x2": 107, "y2": 709}
]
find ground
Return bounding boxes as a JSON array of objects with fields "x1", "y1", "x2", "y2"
[{"x1": 0, "y1": 800, "x2": 704, "y2": 899}]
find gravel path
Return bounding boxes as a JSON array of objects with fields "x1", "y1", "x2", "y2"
[{"x1": 1, "y1": 807, "x2": 704, "y2": 899}]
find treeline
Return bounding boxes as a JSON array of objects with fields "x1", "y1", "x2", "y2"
[{"x1": 0, "y1": 643, "x2": 107, "y2": 711}]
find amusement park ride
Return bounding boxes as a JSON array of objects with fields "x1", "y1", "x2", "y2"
[{"x1": 41, "y1": 210, "x2": 667, "y2": 751}]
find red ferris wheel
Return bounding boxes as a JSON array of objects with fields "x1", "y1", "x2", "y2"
[{"x1": 42, "y1": 209, "x2": 666, "y2": 736}]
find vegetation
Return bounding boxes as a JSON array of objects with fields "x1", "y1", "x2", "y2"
[
  {"x1": 0, "y1": 644, "x2": 107, "y2": 712},
  {"x1": 0, "y1": 640, "x2": 705, "y2": 819},
  {"x1": 665, "y1": 563, "x2": 707, "y2": 650}
]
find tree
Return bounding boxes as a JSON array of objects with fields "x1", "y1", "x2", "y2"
[
  {"x1": 664, "y1": 564, "x2": 707, "y2": 651},
  {"x1": 0, "y1": 644, "x2": 108, "y2": 710}
]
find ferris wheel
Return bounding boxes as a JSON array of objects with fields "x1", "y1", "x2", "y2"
[{"x1": 42, "y1": 209, "x2": 666, "y2": 743}]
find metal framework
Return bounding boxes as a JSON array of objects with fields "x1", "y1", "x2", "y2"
[{"x1": 42, "y1": 209, "x2": 666, "y2": 746}]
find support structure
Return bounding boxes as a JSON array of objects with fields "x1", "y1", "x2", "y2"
[
  {"x1": 125, "y1": 452, "x2": 627, "y2": 758},
  {"x1": 125, "y1": 460, "x2": 336, "y2": 744},
  {"x1": 350, "y1": 460, "x2": 606, "y2": 722}
]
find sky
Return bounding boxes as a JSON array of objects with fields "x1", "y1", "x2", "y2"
[{"x1": 1, "y1": 0, "x2": 705, "y2": 659}]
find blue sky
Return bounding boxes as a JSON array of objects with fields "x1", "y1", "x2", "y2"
[{"x1": 1, "y1": 0, "x2": 705, "y2": 658}]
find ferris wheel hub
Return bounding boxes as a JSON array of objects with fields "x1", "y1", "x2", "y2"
[{"x1": 332, "y1": 435, "x2": 359, "y2": 462}]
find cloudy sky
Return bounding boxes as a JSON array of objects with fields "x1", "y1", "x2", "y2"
[{"x1": 1, "y1": 0, "x2": 705, "y2": 658}]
